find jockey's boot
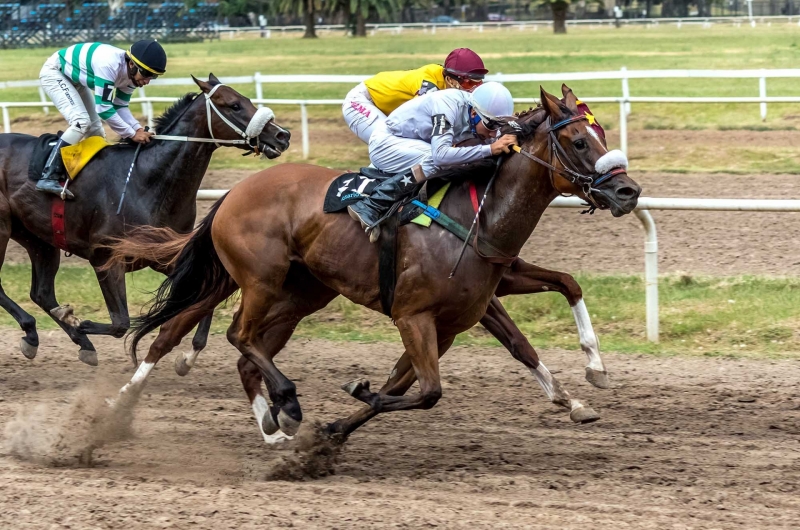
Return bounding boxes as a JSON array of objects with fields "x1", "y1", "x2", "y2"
[
  {"x1": 348, "y1": 167, "x2": 420, "y2": 243},
  {"x1": 36, "y1": 138, "x2": 74, "y2": 200}
]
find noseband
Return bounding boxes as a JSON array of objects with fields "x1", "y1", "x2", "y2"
[
  {"x1": 510, "y1": 114, "x2": 627, "y2": 211},
  {"x1": 152, "y1": 84, "x2": 276, "y2": 151}
]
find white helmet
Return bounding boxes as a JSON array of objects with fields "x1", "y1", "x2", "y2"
[{"x1": 470, "y1": 81, "x2": 514, "y2": 124}]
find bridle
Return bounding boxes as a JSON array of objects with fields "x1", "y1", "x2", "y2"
[
  {"x1": 509, "y1": 114, "x2": 627, "y2": 211},
  {"x1": 152, "y1": 84, "x2": 276, "y2": 152}
]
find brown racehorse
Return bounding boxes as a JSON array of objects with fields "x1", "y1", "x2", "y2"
[{"x1": 112, "y1": 85, "x2": 640, "y2": 441}]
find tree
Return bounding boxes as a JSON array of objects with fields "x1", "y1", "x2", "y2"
[
  {"x1": 330, "y1": 0, "x2": 396, "y2": 36},
  {"x1": 277, "y1": 0, "x2": 319, "y2": 38},
  {"x1": 537, "y1": 0, "x2": 571, "y2": 33}
]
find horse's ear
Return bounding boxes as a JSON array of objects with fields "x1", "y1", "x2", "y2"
[
  {"x1": 192, "y1": 74, "x2": 212, "y2": 94},
  {"x1": 540, "y1": 86, "x2": 566, "y2": 119},
  {"x1": 208, "y1": 73, "x2": 221, "y2": 86},
  {"x1": 561, "y1": 84, "x2": 579, "y2": 112}
]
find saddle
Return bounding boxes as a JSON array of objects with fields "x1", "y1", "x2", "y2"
[{"x1": 27, "y1": 133, "x2": 111, "y2": 182}]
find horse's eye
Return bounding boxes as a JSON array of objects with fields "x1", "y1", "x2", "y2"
[
  {"x1": 231, "y1": 103, "x2": 241, "y2": 111},
  {"x1": 573, "y1": 139, "x2": 587, "y2": 150}
]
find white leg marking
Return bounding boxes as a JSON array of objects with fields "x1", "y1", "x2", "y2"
[
  {"x1": 183, "y1": 349, "x2": 201, "y2": 369},
  {"x1": 252, "y1": 394, "x2": 292, "y2": 445},
  {"x1": 572, "y1": 299, "x2": 605, "y2": 372},
  {"x1": 119, "y1": 361, "x2": 155, "y2": 395},
  {"x1": 530, "y1": 362, "x2": 556, "y2": 402}
]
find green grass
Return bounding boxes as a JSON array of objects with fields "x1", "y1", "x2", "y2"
[
  {"x1": 4, "y1": 25, "x2": 800, "y2": 129},
  {"x1": 3, "y1": 264, "x2": 799, "y2": 359}
]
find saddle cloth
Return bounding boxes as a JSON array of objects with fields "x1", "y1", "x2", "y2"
[
  {"x1": 27, "y1": 133, "x2": 110, "y2": 181},
  {"x1": 323, "y1": 167, "x2": 451, "y2": 227}
]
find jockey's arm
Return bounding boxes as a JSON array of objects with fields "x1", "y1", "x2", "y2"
[
  {"x1": 430, "y1": 114, "x2": 492, "y2": 168},
  {"x1": 113, "y1": 87, "x2": 143, "y2": 133},
  {"x1": 93, "y1": 65, "x2": 138, "y2": 139}
]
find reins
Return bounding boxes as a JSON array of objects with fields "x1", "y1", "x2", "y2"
[
  {"x1": 151, "y1": 84, "x2": 275, "y2": 150},
  {"x1": 510, "y1": 114, "x2": 627, "y2": 213}
]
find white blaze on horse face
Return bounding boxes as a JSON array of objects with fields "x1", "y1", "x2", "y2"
[
  {"x1": 572, "y1": 299, "x2": 605, "y2": 372},
  {"x1": 252, "y1": 394, "x2": 292, "y2": 445},
  {"x1": 585, "y1": 125, "x2": 607, "y2": 153},
  {"x1": 119, "y1": 361, "x2": 155, "y2": 394}
]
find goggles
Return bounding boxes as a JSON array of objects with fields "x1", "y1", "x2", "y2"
[
  {"x1": 470, "y1": 111, "x2": 501, "y2": 131},
  {"x1": 136, "y1": 66, "x2": 160, "y2": 79},
  {"x1": 446, "y1": 71, "x2": 484, "y2": 91}
]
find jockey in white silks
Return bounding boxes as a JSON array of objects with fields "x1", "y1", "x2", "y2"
[
  {"x1": 348, "y1": 82, "x2": 519, "y2": 242},
  {"x1": 37, "y1": 39, "x2": 166, "y2": 199}
]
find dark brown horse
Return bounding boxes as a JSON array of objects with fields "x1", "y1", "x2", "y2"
[
  {"x1": 113, "y1": 85, "x2": 640, "y2": 441},
  {"x1": 0, "y1": 74, "x2": 289, "y2": 366}
]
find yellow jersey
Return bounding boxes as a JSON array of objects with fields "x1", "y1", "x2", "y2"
[{"x1": 364, "y1": 64, "x2": 447, "y2": 116}]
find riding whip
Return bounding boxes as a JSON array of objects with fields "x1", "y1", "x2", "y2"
[
  {"x1": 449, "y1": 156, "x2": 504, "y2": 278},
  {"x1": 116, "y1": 126, "x2": 149, "y2": 215}
]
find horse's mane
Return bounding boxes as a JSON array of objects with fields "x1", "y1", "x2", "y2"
[
  {"x1": 428, "y1": 104, "x2": 549, "y2": 182},
  {"x1": 153, "y1": 92, "x2": 198, "y2": 133}
]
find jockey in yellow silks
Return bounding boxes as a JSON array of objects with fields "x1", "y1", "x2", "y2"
[{"x1": 342, "y1": 48, "x2": 489, "y2": 144}]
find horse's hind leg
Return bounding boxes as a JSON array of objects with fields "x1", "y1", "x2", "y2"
[
  {"x1": 237, "y1": 356, "x2": 292, "y2": 445},
  {"x1": 495, "y1": 258, "x2": 607, "y2": 389},
  {"x1": 481, "y1": 297, "x2": 599, "y2": 424},
  {"x1": 18, "y1": 234, "x2": 99, "y2": 364},
  {"x1": 175, "y1": 314, "x2": 213, "y2": 376},
  {"x1": 0, "y1": 209, "x2": 39, "y2": 359}
]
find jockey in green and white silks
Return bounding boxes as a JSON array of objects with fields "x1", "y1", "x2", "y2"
[{"x1": 37, "y1": 39, "x2": 167, "y2": 199}]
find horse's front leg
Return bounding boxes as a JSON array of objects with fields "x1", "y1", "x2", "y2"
[
  {"x1": 495, "y1": 258, "x2": 608, "y2": 389},
  {"x1": 71, "y1": 262, "x2": 130, "y2": 339},
  {"x1": 174, "y1": 314, "x2": 213, "y2": 376},
  {"x1": 481, "y1": 296, "x2": 599, "y2": 423}
]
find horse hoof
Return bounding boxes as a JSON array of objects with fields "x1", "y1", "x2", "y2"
[
  {"x1": 50, "y1": 304, "x2": 82, "y2": 327},
  {"x1": 341, "y1": 378, "x2": 370, "y2": 397},
  {"x1": 277, "y1": 409, "x2": 302, "y2": 437},
  {"x1": 262, "y1": 431, "x2": 291, "y2": 445},
  {"x1": 78, "y1": 349, "x2": 98, "y2": 366},
  {"x1": 570, "y1": 404, "x2": 601, "y2": 424},
  {"x1": 20, "y1": 339, "x2": 37, "y2": 360},
  {"x1": 174, "y1": 355, "x2": 192, "y2": 377},
  {"x1": 585, "y1": 367, "x2": 610, "y2": 389},
  {"x1": 261, "y1": 410, "x2": 280, "y2": 436}
]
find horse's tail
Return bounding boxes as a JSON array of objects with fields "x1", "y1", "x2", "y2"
[
  {"x1": 127, "y1": 194, "x2": 237, "y2": 364},
  {"x1": 99, "y1": 226, "x2": 194, "y2": 272}
]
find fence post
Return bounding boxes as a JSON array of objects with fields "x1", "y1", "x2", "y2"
[
  {"x1": 759, "y1": 73, "x2": 767, "y2": 121},
  {"x1": 138, "y1": 86, "x2": 148, "y2": 120},
  {"x1": 635, "y1": 208, "x2": 659, "y2": 343},
  {"x1": 2, "y1": 105, "x2": 10, "y2": 133},
  {"x1": 621, "y1": 66, "x2": 631, "y2": 115},
  {"x1": 254, "y1": 72, "x2": 263, "y2": 108},
  {"x1": 619, "y1": 99, "x2": 628, "y2": 155},
  {"x1": 301, "y1": 102, "x2": 309, "y2": 160},
  {"x1": 38, "y1": 85, "x2": 49, "y2": 115}
]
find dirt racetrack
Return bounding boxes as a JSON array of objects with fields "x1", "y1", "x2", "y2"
[{"x1": 1, "y1": 333, "x2": 798, "y2": 529}]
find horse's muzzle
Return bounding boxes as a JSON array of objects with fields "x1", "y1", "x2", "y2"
[
  {"x1": 591, "y1": 173, "x2": 641, "y2": 217},
  {"x1": 259, "y1": 125, "x2": 291, "y2": 159}
]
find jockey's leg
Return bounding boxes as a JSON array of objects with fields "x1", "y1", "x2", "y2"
[
  {"x1": 75, "y1": 85, "x2": 106, "y2": 139},
  {"x1": 342, "y1": 82, "x2": 387, "y2": 144},
  {"x1": 348, "y1": 125, "x2": 431, "y2": 241},
  {"x1": 38, "y1": 62, "x2": 89, "y2": 199}
]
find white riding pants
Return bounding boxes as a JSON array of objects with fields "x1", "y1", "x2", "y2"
[
  {"x1": 368, "y1": 123, "x2": 438, "y2": 177},
  {"x1": 39, "y1": 57, "x2": 105, "y2": 145},
  {"x1": 342, "y1": 82, "x2": 387, "y2": 144}
]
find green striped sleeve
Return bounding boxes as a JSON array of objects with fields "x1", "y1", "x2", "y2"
[
  {"x1": 98, "y1": 107, "x2": 117, "y2": 120},
  {"x1": 84, "y1": 42, "x2": 101, "y2": 89},
  {"x1": 70, "y1": 43, "x2": 84, "y2": 84},
  {"x1": 115, "y1": 90, "x2": 132, "y2": 102}
]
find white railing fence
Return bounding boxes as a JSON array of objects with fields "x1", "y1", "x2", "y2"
[
  {"x1": 4, "y1": 68, "x2": 800, "y2": 158},
  {"x1": 193, "y1": 191, "x2": 800, "y2": 343}
]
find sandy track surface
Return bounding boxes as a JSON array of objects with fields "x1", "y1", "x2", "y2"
[{"x1": 1, "y1": 333, "x2": 798, "y2": 529}]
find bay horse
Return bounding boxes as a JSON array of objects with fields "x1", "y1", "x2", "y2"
[
  {"x1": 0, "y1": 74, "x2": 289, "y2": 366},
  {"x1": 113, "y1": 85, "x2": 640, "y2": 441}
]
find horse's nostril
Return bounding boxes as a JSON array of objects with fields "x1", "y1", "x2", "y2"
[
  {"x1": 615, "y1": 186, "x2": 640, "y2": 201},
  {"x1": 278, "y1": 130, "x2": 291, "y2": 143}
]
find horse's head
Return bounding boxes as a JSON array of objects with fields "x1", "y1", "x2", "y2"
[
  {"x1": 511, "y1": 85, "x2": 640, "y2": 217},
  {"x1": 192, "y1": 74, "x2": 290, "y2": 159}
]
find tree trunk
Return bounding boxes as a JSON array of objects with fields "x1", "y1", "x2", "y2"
[
  {"x1": 551, "y1": 1, "x2": 568, "y2": 33},
  {"x1": 303, "y1": 0, "x2": 316, "y2": 38},
  {"x1": 355, "y1": 9, "x2": 366, "y2": 36}
]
